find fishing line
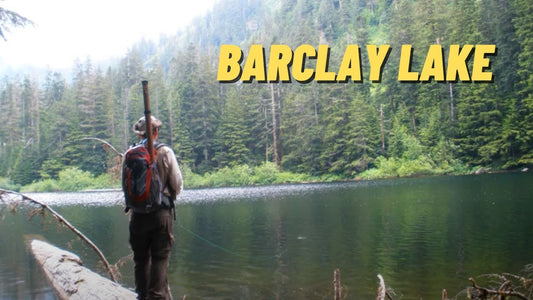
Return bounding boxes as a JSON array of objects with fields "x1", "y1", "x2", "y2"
[{"x1": 175, "y1": 216, "x2": 286, "y2": 261}]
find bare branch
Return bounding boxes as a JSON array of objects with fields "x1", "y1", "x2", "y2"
[
  {"x1": 334, "y1": 269, "x2": 342, "y2": 300},
  {"x1": 377, "y1": 274, "x2": 386, "y2": 300},
  {"x1": 81, "y1": 137, "x2": 123, "y2": 158},
  {"x1": 0, "y1": 188, "x2": 118, "y2": 282},
  {"x1": 469, "y1": 277, "x2": 530, "y2": 300}
]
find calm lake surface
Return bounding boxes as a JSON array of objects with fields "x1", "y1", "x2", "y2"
[{"x1": 1, "y1": 172, "x2": 532, "y2": 299}]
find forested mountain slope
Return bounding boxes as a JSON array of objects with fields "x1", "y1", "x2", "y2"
[{"x1": 1, "y1": 0, "x2": 532, "y2": 186}]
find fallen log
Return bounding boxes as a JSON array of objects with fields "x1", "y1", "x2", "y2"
[{"x1": 29, "y1": 239, "x2": 136, "y2": 300}]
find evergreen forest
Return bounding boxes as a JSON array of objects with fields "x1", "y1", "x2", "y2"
[{"x1": 1, "y1": 0, "x2": 532, "y2": 190}]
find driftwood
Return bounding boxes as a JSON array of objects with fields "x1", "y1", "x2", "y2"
[
  {"x1": 371, "y1": 272, "x2": 531, "y2": 300},
  {"x1": 468, "y1": 277, "x2": 530, "y2": 300},
  {"x1": 334, "y1": 268, "x2": 342, "y2": 300},
  {"x1": 30, "y1": 239, "x2": 136, "y2": 300},
  {"x1": 377, "y1": 274, "x2": 386, "y2": 300}
]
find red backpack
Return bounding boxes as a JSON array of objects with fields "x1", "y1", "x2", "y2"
[{"x1": 122, "y1": 143, "x2": 165, "y2": 213}]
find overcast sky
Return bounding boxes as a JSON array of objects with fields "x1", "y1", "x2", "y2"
[{"x1": 1, "y1": 0, "x2": 216, "y2": 70}]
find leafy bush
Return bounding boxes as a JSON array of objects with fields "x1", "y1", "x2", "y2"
[
  {"x1": 202, "y1": 164, "x2": 254, "y2": 187},
  {"x1": 93, "y1": 173, "x2": 120, "y2": 189},
  {"x1": 396, "y1": 155, "x2": 436, "y2": 177},
  {"x1": 358, "y1": 154, "x2": 464, "y2": 180},
  {"x1": 316, "y1": 173, "x2": 344, "y2": 182},
  {"x1": 0, "y1": 177, "x2": 21, "y2": 191},
  {"x1": 250, "y1": 162, "x2": 280, "y2": 184},
  {"x1": 20, "y1": 179, "x2": 61, "y2": 193},
  {"x1": 56, "y1": 168, "x2": 95, "y2": 191},
  {"x1": 181, "y1": 162, "x2": 321, "y2": 188},
  {"x1": 357, "y1": 168, "x2": 382, "y2": 180},
  {"x1": 20, "y1": 167, "x2": 118, "y2": 192},
  {"x1": 180, "y1": 164, "x2": 208, "y2": 188},
  {"x1": 273, "y1": 171, "x2": 308, "y2": 184}
]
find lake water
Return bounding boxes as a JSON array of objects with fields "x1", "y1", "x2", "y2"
[{"x1": 1, "y1": 172, "x2": 532, "y2": 299}]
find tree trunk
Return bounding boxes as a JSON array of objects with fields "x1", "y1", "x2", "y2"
[
  {"x1": 270, "y1": 83, "x2": 279, "y2": 165},
  {"x1": 380, "y1": 104, "x2": 386, "y2": 152},
  {"x1": 265, "y1": 105, "x2": 269, "y2": 162},
  {"x1": 168, "y1": 92, "x2": 174, "y2": 149},
  {"x1": 449, "y1": 83, "x2": 455, "y2": 122},
  {"x1": 122, "y1": 88, "x2": 130, "y2": 149},
  {"x1": 30, "y1": 239, "x2": 136, "y2": 300}
]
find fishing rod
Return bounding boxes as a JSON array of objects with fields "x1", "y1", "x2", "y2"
[
  {"x1": 142, "y1": 80, "x2": 155, "y2": 161},
  {"x1": 84, "y1": 82, "x2": 284, "y2": 261},
  {"x1": 82, "y1": 81, "x2": 154, "y2": 158}
]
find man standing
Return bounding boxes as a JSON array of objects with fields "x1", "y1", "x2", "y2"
[{"x1": 123, "y1": 116, "x2": 183, "y2": 300}]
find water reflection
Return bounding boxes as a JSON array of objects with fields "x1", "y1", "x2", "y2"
[
  {"x1": 1, "y1": 172, "x2": 532, "y2": 299},
  {"x1": 24, "y1": 180, "x2": 403, "y2": 206}
]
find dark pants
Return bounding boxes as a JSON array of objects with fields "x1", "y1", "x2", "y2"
[{"x1": 129, "y1": 208, "x2": 174, "y2": 300}]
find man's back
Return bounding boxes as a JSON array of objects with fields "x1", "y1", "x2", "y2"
[{"x1": 155, "y1": 144, "x2": 182, "y2": 202}]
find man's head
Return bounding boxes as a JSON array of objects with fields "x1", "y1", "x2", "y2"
[{"x1": 133, "y1": 116, "x2": 162, "y2": 138}]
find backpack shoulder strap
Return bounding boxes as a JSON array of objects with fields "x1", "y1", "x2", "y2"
[{"x1": 154, "y1": 141, "x2": 167, "y2": 150}]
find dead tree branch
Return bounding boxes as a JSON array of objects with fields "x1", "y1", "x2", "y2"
[
  {"x1": 469, "y1": 277, "x2": 530, "y2": 300},
  {"x1": 377, "y1": 274, "x2": 386, "y2": 300},
  {"x1": 376, "y1": 274, "x2": 394, "y2": 300},
  {"x1": 0, "y1": 189, "x2": 117, "y2": 282},
  {"x1": 334, "y1": 268, "x2": 342, "y2": 300},
  {"x1": 81, "y1": 137, "x2": 123, "y2": 158}
]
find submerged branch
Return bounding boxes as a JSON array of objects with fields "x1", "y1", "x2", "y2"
[
  {"x1": 370, "y1": 273, "x2": 531, "y2": 300},
  {"x1": 334, "y1": 269, "x2": 342, "y2": 300},
  {"x1": 376, "y1": 274, "x2": 394, "y2": 300},
  {"x1": 469, "y1": 277, "x2": 530, "y2": 300},
  {"x1": 0, "y1": 188, "x2": 118, "y2": 282},
  {"x1": 377, "y1": 274, "x2": 386, "y2": 300}
]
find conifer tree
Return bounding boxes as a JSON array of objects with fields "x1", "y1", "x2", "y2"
[
  {"x1": 512, "y1": 0, "x2": 533, "y2": 165},
  {"x1": 213, "y1": 88, "x2": 251, "y2": 167},
  {"x1": 282, "y1": 85, "x2": 324, "y2": 174}
]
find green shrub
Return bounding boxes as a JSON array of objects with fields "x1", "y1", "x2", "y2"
[
  {"x1": 251, "y1": 162, "x2": 280, "y2": 184},
  {"x1": 0, "y1": 177, "x2": 21, "y2": 191},
  {"x1": 273, "y1": 171, "x2": 313, "y2": 184},
  {"x1": 93, "y1": 173, "x2": 120, "y2": 189},
  {"x1": 20, "y1": 179, "x2": 61, "y2": 193},
  {"x1": 396, "y1": 155, "x2": 436, "y2": 177},
  {"x1": 180, "y1": 164, "x2": 207, "y2": 188},
  {"x1": 358, "y1": 155, "x2": 457, "y2": 180},
  {"x1": 316, "y1": 173, "x2": 344, "y2": 182},
  {"x1": 211, "y1": 165, "x2": 253, "y2": 186},
  {"x1": 181, "y1": 162, "x2": 320, "y2": 188},
  {"x1": 374, "y1": 156, "x2": 399, "y2": 177},
  {"x1": 358, "y1": 168, "x2": 382, "y2": 180},
  {"x1": 20, "y1": 168, "x2": 120, "y2": 192},
  {"x1": 55, "y1": 168, "x2": 95, "y2": 191},
  {"x1": 200, "y1": 165, "x2": 254, "y2": 187}
]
